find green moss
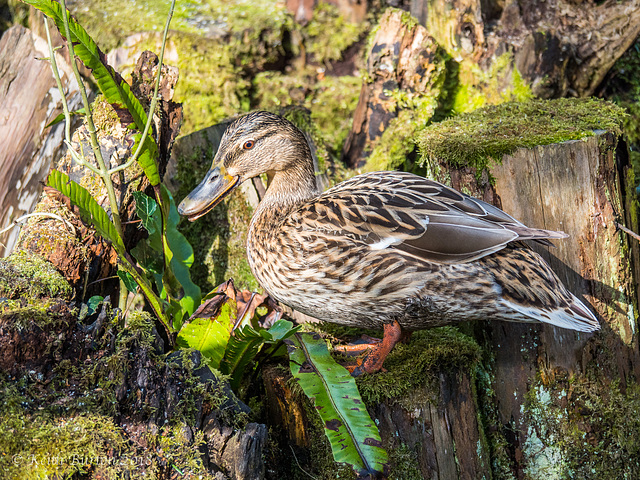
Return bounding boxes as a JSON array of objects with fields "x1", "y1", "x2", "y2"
[
  {"x1": 303, "y1": 3, "x2": 368, "y2": 65},
  {"x1": 451, "y1": 53, "x2": 534, "y2": 115},
  {"x1": 388, "y1": 444, "x2": 423, "y2": 480},
  {"x1": 362, "y1": 26, "x2": 449, "y2": 173},
  {"x1": 73, "y1": 0, "x2": 293, "y2": 136},
  {"x1": 253, "y1": 70, "x2": 362, "y2": 158},
  {"x1": 0, "y1": 250, "x2": 72, "y2": 300},
  {"x1": 170, "y1": 32, "x2": 250, "y2": 136},
  {"x1": 0, "y1": 408, "x2": 215, "y2": 479},
  {"x1": 325, "y1": 326, "x2": 482, "y2": 406},
  {"x1": 364, "y1": 103, "x2": 436, "y2": 173},
  {"x1": 418, "y1": 97, "x2": 627, "y2": 176},
  {"x1": 71, "y1": 0, "x2": 290, "y2": 53},
  {"x1": 0, "y1": 307, "x2": 234, "y2": 479}
]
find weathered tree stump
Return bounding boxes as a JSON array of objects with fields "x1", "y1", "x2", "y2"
[
  {"x1": 0, "y1": 25, "x2": 81, "y2": 257},
  {"x1": 486, "y1": 132, "x2": 640, "y2": 475}
]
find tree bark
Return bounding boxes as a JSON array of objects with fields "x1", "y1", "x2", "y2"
[{"x1": 262, "y1": 130, "x2": 640, "y2": 479}]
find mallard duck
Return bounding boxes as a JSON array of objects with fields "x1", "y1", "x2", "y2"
[{"x1": 178, "y1": 111, "x2": 599, "y2": 375}]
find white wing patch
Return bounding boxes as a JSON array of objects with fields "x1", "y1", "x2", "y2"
[{"x1": 368, "y1": 236, "x2": 403, "y2": 250}]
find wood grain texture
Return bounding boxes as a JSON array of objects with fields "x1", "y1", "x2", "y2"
[
  {"x1": 341, "y1": 9, "x2": 442, "y2": 168},
  {"x1": 0, "y1": 25, "x2": 81, "y2": 257},
  {"x1": 411, "y1": 0, "x2": 640, "y2": 98},
  {"x1": 489, "y1": 133, "x2": 640, "y2": 471}
]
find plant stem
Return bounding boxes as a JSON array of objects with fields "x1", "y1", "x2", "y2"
[
  {"x1": 118, "y1": 259, "x2": 174, "y2": 339},
  {"x1": 109, "y1": 0, "x2": 176, "y2": 175},
  {"x1": 59, "y1": 0, "x2": 124, "y2": 239},
  {"x1": 43, "y1": 17, "x2": 72, "y2": 145}
]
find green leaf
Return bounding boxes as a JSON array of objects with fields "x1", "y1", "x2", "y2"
[
  {"x1": 176, "y1": 301, "x2": 236, "y2": 368},
  {"x1": 45, "y1": 169, "x2": 124, "y2": 251},
  {"x1": 221, "y1": 319, "x2": 299, "y2": 390},
  {"x1": 131, "y1": 188, "x2": 201, "y2": 329},
  {"x1": 286, "y1": 333, "x2": 389, "y2": 478},
  {"x1": 158, "y1": 186, "x2": 201, "y2": 322},
  {"x1": 221, "y1": 325, "x2": 266, "y2": 390},
  {"x1": 25, "y1": 0, "x2": 160, "y2": 185},
  {"x1": 86, "y1": 295, "x2": 104, "y2": 315},
  {"x1": 132, "y1": 191, "x2": 158, "y2": 235},
  {"x1": 117, "y1": 269, "x2": 138, "y2": 293},
  {"x1": 45, "y1": 107, "x2": 86, "y2": 129}
]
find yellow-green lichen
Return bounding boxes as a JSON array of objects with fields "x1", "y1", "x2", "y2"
[
  {"x1": 522, "y1": 375, "x2": 640, "y2": 479},
  {"x1": 419, "y1": 97, "x2": 627, "y2": 176}
]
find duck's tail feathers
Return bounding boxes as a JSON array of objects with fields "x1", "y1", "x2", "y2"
[{"x1": 503, "y1": 295, "x2": 600, "y2": 332}]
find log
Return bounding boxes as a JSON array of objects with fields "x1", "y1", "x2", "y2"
[
  {"x1": 0, "y1": 25, "x2": 81, "y2": 257},
  {"x1": 341, "y1": 9, "x2": 445, "y2": 168},
  {"x1": 411, "y1": 0, "x2": 640, "y2": 98}
]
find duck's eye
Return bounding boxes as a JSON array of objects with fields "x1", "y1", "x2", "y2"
[{"x1": 243, "y1": 140, "x2": 255, "y2": 150}]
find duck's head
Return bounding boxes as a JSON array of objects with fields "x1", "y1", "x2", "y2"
[{"x1": 178, "y1": 111, "x2": 314, "y2": 221}]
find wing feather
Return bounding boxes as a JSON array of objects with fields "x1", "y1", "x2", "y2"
[{"x1": 290, "y1": 171, "x2": 567, "y2": 264}]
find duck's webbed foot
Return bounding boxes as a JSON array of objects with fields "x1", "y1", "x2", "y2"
[{"x1": 336, "y1": 320, "x2": 406, "y2": 376}]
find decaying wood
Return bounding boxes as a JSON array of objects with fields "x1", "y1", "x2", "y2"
[
  {"x1": 341, "y1": 9, "x2": 443, "y2": 168},
  {"x1": 411, "y1": 0, "x2": 640, "y2": 98},
  {"x1": 0, "y1": 25, "x2": 81, "y2": 257},
  {"x1": 285, "y1": 0, "x2": 367, "y2": 24},
  {"x1": 17, "y1": 51, "x2": 181, "y2": 295},
  {"x1": 487, "y1": 134, "x2": 640, "y2": 468}
]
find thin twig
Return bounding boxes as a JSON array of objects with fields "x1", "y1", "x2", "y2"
[
  {"x1": 289, "y1": 445, "x2": 319, "y2": 480},
  {"x1": 108, "y1": 0, "x2": 176, "y2": 175},
  {"x1": 0, "y1": 212, "x2": 76, "y2": 237},
  {"x1": 615, "y1": 221, "x2": 640, "y2": 243},
  {"x1": 43, "y1": 17, "x2": 72, "y2": 143}
]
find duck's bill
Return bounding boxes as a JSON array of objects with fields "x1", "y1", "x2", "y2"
[{"x1": 178, "y1": 166, "x2": 240, "y2": 221}]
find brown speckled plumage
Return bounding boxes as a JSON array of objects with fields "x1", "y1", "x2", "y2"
[{"x1": 179, "y1": 111, "x2": 599, "y2": 372}]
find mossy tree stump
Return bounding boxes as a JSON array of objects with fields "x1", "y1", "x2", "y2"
[{"x1": 261, "y1": 100, "x2": 640, "y2": 479}]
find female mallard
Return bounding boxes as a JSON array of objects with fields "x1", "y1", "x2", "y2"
[{"x1": 178, "y1": 111, "x2": 599, "y2": 375}]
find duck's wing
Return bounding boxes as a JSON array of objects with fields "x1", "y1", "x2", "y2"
[{"x1": 294, "y1": 171, "x2": 567, "y2": 264}]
